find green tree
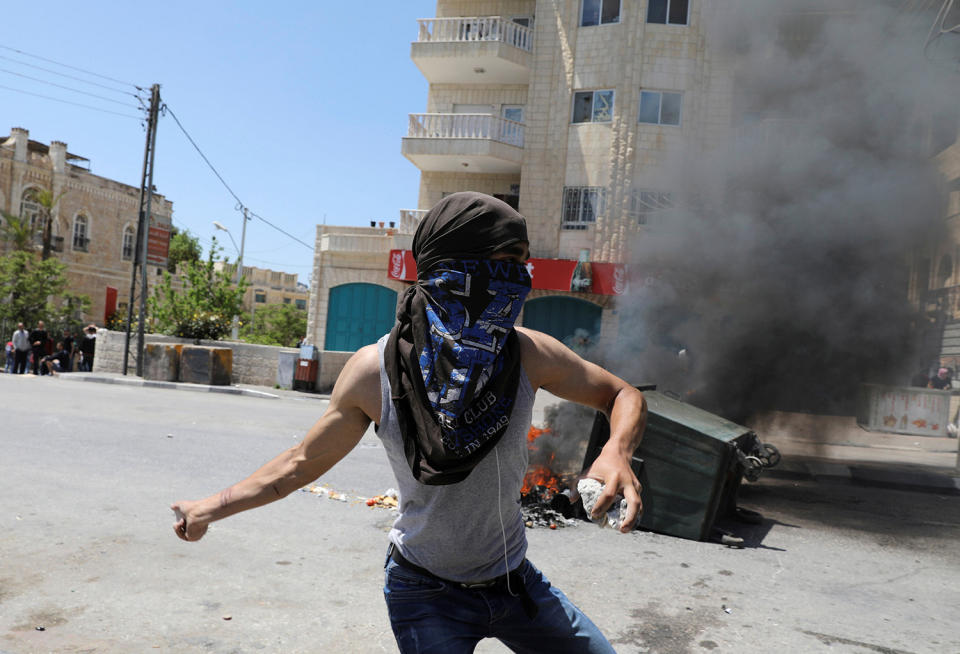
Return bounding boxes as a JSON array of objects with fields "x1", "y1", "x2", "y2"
[
  {"x1": 148, "y1": 238, "x2": 248, "y2": 341},
  {"x1": 27, "y1": 188, "x2": 65, "y2": 260},
  {"x1": 0, "y1": 250, "x2": 70, "y2": 327},
  {"x1": 240, "y1": 303, "x2": 307, "y2": 347},
  {"x1": 167, "y1": 228, "x2": 202, "y2": 273},
  {"x1": 0, "y1": 211, "x2": 34, "y2": 252},
  {"x1": 48, "y1": 291, "x2": 93, "y2": 338}
]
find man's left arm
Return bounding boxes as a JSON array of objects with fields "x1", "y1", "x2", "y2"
[{"x1": 517, "y1": 327, "x2": 647, "y2": 533}]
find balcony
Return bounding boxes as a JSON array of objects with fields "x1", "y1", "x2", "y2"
[
  {"x1": 401, "y1": 113, "x2": 524, "y2": 174},
  {"x1": 398, "y1": 209, "x2": 427, "y2": 234},
  {"x1": 412, "y1": 17, "x2": 532, "y2": 84}
]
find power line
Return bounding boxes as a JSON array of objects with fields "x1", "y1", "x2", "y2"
[
  {"x1": 163, "y1": 104, "x2": 245, "y2": 209},
  {"x1": 248, "y1": 210, "x2": 313, "y2": 250},
  {"x1": 0, "y1": 66, "x2": 140, "y2": 108},
  {"x1": 164, "y1": 103, "x2": 313, "y2": 252},
  {"x1": 0, "y1": 53, "x2": 140, "y2": 97},
  {"x1": 0, "y1": 83, "x2": 143, "y2": 119},
  {"x1": 0, "y1": 43, "x2": 142, "y2": 90}
]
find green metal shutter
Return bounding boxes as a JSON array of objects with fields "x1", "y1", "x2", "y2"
[
  {"x1": 522, "y1": 296, "x2": 602, "y2": 344},
  {"x1": 324, "y1": 283, "x2": 398, "y2": 351}
]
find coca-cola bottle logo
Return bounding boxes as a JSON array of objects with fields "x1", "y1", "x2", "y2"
[{"x1": 391, "y1": 251, "x2": 406, "y2": 279}]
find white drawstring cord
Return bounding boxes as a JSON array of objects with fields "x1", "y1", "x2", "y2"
[{"x1": 494, "y1": 447, "x2": 518, "y2": 597}]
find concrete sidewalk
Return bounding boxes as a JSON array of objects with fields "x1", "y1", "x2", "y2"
[
  {"x1": 54, "y1": 371, "x2": 330, "y2": 401},
  {"x1": 750, "y1": 410, "x2": 960, "y2": 494},
  {"x1": 40, "y1": 371, "x2": 960, "y2": 494}
]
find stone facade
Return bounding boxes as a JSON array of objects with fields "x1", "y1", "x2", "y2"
[
  {"x1": 306, "y1": 225, "x2": 413, "y2": 347},
  {"x1": 0, "y1": 127, "x2": 173, "y2": 325}
]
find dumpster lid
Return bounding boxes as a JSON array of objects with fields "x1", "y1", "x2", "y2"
[{"x1": 645, "y1": 391, "x2": 752, "y2": 443}]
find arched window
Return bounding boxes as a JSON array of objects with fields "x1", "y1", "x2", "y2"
[
  {"x1": 20, "y1": 188, "x2": 41, "y2": 234},
  {"x1": 122, "y1": 225, "x2": 136, "y2": 261},
  {"x1": 73, "y1": 214, "x2": 89, "y2": 252}
]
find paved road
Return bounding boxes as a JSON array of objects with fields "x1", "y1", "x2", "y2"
[{"x1": 1, "y1": 374, "x2": 958, "y2": 653}]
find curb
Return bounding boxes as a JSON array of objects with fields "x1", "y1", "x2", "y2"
[
  {"x1": 58, "y1": 373, "x2": 281, "y2": 400},
  {"x1": 765, "y1": 458, "x2": 960, "y2": 495}
]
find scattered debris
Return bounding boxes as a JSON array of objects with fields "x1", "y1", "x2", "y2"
[
  {"x1": 35, "y1": 626, "x2": 45, "y2": 631},
  {"x1": 722, "y1": 604, "x2": 732, "y2": 614},
  {"x1": 303, "y1": 485, "x2": 401, "y2": 510},
  {"x1": 302, "y1": 485, "x2": 350, "y2": 502},
  {"x1": 521, "y1": 486, "x2": 579, "y2": 528},
  {"x1": 222, "y1": 615, "x2": 232, "y2": 621}
]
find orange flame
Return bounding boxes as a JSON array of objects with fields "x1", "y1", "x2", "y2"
[
  {"x1": 522, "y1": 464, "x2": 561, "y2": 496},
  {"x1": 527, "y1": 425, "x2": 552, "y2": 442}
]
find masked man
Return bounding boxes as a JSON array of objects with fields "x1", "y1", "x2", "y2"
[{"x1": 172, "y1": 192, "x2": 647, "y2": 653}]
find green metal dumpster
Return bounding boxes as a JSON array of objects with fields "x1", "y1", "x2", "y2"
[{"x1": 582, "y1": 389, "x2": 777, "y2": 542}]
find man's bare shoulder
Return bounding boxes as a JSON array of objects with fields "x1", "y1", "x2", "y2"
[
  {"x1": 515, "y1": 327, "x2": 565, "y2": 389},
  {"x1": 332, "y1": 344, "x2": 382, "y2": 424}
]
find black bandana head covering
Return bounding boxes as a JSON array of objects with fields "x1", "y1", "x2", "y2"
[{"x1": 385, "y1": 192, "x2": 531, "y2": 485}]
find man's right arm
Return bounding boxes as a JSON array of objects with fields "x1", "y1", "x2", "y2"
[{"x1": 171, "y1": 344, "x2": 382, "y2": 541}]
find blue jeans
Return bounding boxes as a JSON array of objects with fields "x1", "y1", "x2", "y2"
[{"x1": 384, "y1": 554, "x2": 615, "y2": 653}]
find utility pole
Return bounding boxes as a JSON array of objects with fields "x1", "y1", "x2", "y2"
[
  {"x1": 229, "y1": 207, "x2": 249, "y2": 340},
  {"x1": 123, "y1": 83, "x2": 161, "y2": 376}
]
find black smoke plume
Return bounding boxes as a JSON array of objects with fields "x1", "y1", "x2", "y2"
[{"x1": 611, "y1": 1, "x2": 958, "y2": 420}]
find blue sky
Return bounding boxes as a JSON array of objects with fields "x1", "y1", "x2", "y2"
[{"x1": 1, "y1": 2, "x2": 437, "y2": 285}]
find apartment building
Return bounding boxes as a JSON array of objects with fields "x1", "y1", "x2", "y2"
[
  {"x1": 0, "y1": 127, "x2": 173, "y2": 324},
  {"x1": 397, "y1": 0, "x2": 729, "y2": 350},
  {"x1": 214, "y1": 261, "x2": 309, "y2": 313}
]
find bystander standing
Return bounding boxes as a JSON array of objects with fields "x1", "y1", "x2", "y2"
[
  {"x1": 78, "y1": 324, "x2": 97, "y2": 372},
  {"x1": 29, "y1": 321, "x2": 48, "y2": 375},
  {"x1": 11, "y1": 323, "x2": 31, "y2": 375}
]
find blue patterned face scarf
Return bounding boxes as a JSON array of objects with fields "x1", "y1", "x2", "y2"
[
  {"x1": 385, "y1": 192, "x2": 531, "y2": 485},
  {"x1": 419, "y1": 259, "x2": 531, "y2": 451}
]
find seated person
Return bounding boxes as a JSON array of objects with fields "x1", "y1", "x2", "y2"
[
  {"x1": 41, "y1": 342, "x2": 72, "y2": 376},
  {"x1": 929, "y1": 367, "x2": 952, "y2": 390}
]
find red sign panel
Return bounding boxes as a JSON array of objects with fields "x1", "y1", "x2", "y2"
[
  {"x1": 386, "y1": 250, "x2": 627, "y2": 295},
  {"x1": 146, "y1": 224, "x2": 171, "y2": 266}
]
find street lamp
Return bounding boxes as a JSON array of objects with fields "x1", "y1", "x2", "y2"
[{"x1": 213, "y1": 209, "x2": 249, "y2": 340}]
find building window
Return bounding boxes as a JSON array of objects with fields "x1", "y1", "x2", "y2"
[
  {"x1": 72, "y1": 214, "x2": 90, "y2": 252},
  {"x1": 255, "y1": 292, "x2": 266, "y2": 303},
  {"x1": 122, "y1": 225, "x2": 135, "y2": 261},
  {"x1": 562, "y1": 187, "x2": 606, "y2": 230},
  {"x1": 20, "y1": 189, "x2": 41, "y2": 234},
  {"x1": 572, "y1": 90, "x2": 614, "y2": 123},
  {"x1": 639, "y1": 90, "x2": 682, "y2": 126},
  {"x1": 629, "y1": 190, "x2": 674, "y2": 225},
  {"x1": 647, "y1": 0, "x2": 689, "y2": 25},
  {"x1": 283, "y1": 297, "x2": 291, "y2": 304},
  {"x1": 581, "y1": 0, "x2": 620, "y2": 26},
  {"x1": 295, "y1": 299, "x2": 306, "y2": 310}
]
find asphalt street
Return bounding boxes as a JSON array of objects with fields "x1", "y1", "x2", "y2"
[{"x1": 1, "y1": 373, "x2": 958, "y2": 654}]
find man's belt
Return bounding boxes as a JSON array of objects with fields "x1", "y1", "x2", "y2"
[{"x1": 387, "y1": 543, "x2": 539, "y2": 619}]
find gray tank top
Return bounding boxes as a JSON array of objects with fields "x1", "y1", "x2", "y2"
[{"x1": 376, "y1": 335, "x2": 534, "y2": 582}]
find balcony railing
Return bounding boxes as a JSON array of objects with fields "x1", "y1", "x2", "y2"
[
  {"x1": 407, "y1": 113, "x2": 524, "y2": 148},
  {"x1": 399, "y1": 209, "x2": 427, "y2": 234},
  {"x1": 417, "y1": 17, "x2": 533, "y2": 51}
]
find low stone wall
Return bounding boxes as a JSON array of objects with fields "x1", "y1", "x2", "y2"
[
  {"x1": 93, "y1": 330, "x2": 299, "y2": 388},
  {"x1": 318, "y1": 351, "x2": 353, "y2": 393}
]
